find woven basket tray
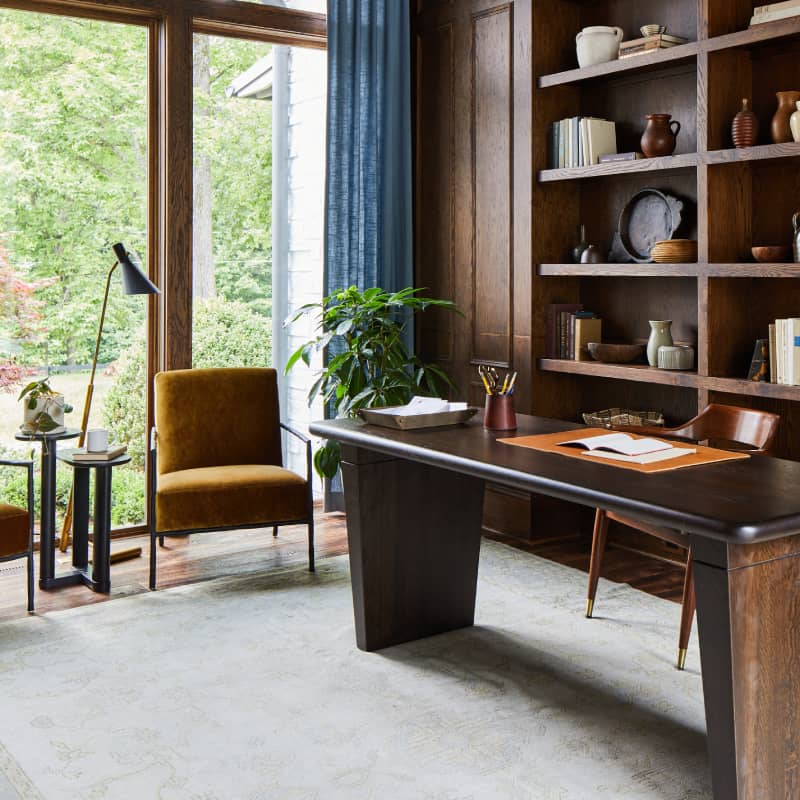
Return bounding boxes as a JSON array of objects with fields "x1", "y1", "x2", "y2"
[{"x1": 582, "y1": 408, "x2": 665, "y2": 429}]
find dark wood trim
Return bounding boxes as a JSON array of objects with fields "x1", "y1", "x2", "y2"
[{"x1": 538, "y1": 358, "x2": 700, "y2": 388}]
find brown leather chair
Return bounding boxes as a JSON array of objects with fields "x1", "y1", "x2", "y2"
[
  {"x1": 585, "y1": 403, "x2": 780, "y2": 670},
  {"x1": 149, "y1": 367, "x2": 314, "y2": 589},
  {"x1": 1, "y1": 457, "x2": 35, "y2": 612}
]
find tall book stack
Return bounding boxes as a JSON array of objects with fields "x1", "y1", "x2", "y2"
[
  {"x1": 549, "y1": 118, "x2": 616, "y2": 169},
  {"x1": 751, "y1": 0, "x2": 800, "y2": 25},
  {"x1": 545, "y1": 304, "x2": 602, "y2": 361},
  {"x1": 769, "y1": 319, "x2": 800, "y2": 385},
  {"x1": 618, "y1": 33, "x2": 689, "y2": 58}
]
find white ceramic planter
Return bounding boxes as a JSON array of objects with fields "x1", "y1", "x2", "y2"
[
  {"x1": 21, "y1": 394, "x2": 67, "y2": 434},
  {"x1": 576, "y1": 26, "x2": 623, "y2": 68}
]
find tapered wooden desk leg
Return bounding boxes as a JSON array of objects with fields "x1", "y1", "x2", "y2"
[
  {"x1": 341, "y1": 446, "x2": 485, "y2": 652},
  {"x1": 693, "y1": 535, "x2": 800, "y2": 800}
]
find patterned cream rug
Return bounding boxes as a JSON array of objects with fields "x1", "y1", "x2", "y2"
[{"x1": 0, "y1": 539, "x2": 711, "y2": 800}]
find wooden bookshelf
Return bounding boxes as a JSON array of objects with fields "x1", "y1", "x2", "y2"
[{"x1": 532, "y1": 0, "x2": 800, "y2": 460}]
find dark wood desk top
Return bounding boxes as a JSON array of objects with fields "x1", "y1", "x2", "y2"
[{"x1": 311, "y1": 414, "x2": 800, "y2": 544}]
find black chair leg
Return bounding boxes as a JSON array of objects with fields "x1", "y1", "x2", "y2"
[
  {"x1": 158, "y1": 535, "x2": 165, "y2": 547},
  {"x1": 307, "y1": 517, "x2": 315, "y2": 573},
  {"x1": 149, "y1": 532, "x2": 157, "y2": 590},
  {"x1": 273, "y1": 525, "x2": 278, "y2": 538},
  {"x1": 27, "y1": 553, "x2": 34, "y2": 613}
]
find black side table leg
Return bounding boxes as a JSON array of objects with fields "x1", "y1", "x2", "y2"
[
  {"x1": 92, "y1": 468, "x2": 112, "y2": 593},
  {"x1": 72, "y1": 468, "x2": 90, "y2": 571},
  {"x1": 38, "y1": 442, "x2": 57, "y2": 586}
]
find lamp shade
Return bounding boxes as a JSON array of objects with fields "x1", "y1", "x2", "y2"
[{"x1": 112, "y1": 242, "x2": 160, "y2": 295}]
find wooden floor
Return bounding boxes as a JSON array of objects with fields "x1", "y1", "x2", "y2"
[{"x1": 0, "y1": 512, "x2": 685, "y2": 622}]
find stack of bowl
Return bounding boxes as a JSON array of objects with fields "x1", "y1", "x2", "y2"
[{"x1": 651, "y1": 239, "x2": 698, "y2": 263}]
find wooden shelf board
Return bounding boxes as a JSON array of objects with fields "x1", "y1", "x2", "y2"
[
  {"x1": 538, "y1": 42, "x2": 699, "y2": 89},
  {"x1": 703, "y1": 377, "x2": 800, "y2": 402},
  {"x1": 538, "y1": 152, "x2": 697, "y2": 183},
  {"x1": 704, "y1": 263, "x2": 800, "y2": 277},
  {"x1": 538, "y1": 263, "x2": 800, "y2": 277},
  {"x1": 538, "y1": 359, "x2": 700, "y2": 388},
  {"x1": 538, "y1": 263, "x2": 697, "y2": 277},
  {"x1": 705, "y1": 142, "x2": 800, "y2": 165},
  {"x1": 705, "y1": 17, "x2": 800, "y2": 54}
]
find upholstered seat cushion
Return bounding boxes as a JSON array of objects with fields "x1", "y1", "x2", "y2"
[
  {"x1": 155, "y1": 464, "x2": 308, "y2": 533},
  {"x1": 0, "y1": 503, "x2": 30, "y2": 556}
]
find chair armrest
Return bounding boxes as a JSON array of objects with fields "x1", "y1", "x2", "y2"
[
  {"x1": 280, "y1": 422, "x2": 311, "y2": 444},
  {"x1": 149, "y1": 427, "x2": 158, "y2": 451},
  {"x1": 0, "y1": 458, "x2": 34, "y2": 468},
  {"x1": 610, "y1": 424, "x2": 694, "y2": 442}
]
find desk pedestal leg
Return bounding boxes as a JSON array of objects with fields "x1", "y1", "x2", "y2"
[
  {"x1": 92, "y1": 468, "x2": 112, "y2": 593},
  {"x1": 341, "y1": 446, "x2": 485, "y2": 652},
  {"x1": 72, "y1": 468, "x2": 90, "y2": 571},
  {"x1": 693, "y1": 534, "x2": 800, "y2": 800},
  {"x1": 38, "y1": 443, "x2": 57, "y2": 587}
]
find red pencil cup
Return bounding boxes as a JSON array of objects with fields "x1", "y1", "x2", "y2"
[{"x1": 483, "y1": 394, "x2": 517, "y2": 431}]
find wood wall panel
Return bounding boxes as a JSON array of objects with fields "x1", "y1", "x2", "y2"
[
  {"x1": 471, "y1": 5, "x2": 513, "y2": 367},
  {"x1": 415, "y1": 23, "x2": 455, "y2": 364}
]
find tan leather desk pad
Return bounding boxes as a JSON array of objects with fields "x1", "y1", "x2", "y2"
[{"x1": 498, "y1": 427, "x2": 750, "y2": 474}]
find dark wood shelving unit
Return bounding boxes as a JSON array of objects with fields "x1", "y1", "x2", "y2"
[{"x1": 533, "y1": 0, "x2": 800, "y2": 460}]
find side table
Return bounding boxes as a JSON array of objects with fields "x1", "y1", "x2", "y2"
[
  {"x1": 57, "y1": 451, "x2": 131, "y2": 593},
  {"x1": 15, "y1": 428, "x2": 80, "y2": 589}
]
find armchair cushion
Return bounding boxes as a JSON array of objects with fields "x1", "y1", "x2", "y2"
[
  {"x1": 155, "y1": 465, "x2": 308, "y2": 533},
  {"x1": 0, "y1": 503, "x2": 30, "y2": 556}
]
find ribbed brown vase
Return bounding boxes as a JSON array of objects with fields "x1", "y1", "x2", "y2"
[{"x1": 732, "y1": 98, "x2": 758, "y2": 148}]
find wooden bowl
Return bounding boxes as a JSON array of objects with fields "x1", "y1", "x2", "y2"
[
  {"x1": 751, "y1": 245, "x2": 792, "y2": 263},
  {"x1": 588, "y1": 343, "x2": 646, "y2": 363}
]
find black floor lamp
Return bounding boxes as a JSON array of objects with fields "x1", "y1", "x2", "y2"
[{"x1": 59, "y1": 243, "x2": 160, "y2": 553}]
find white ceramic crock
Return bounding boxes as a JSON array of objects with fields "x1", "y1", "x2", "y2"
[{"x1": 576, "y1": 26, "x2": 624, "y2": 68}]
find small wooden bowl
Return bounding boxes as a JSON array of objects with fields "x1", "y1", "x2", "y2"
[
  {"x1": 588, "y1": 343, "x2": 645, "y2": 363},
  {"x1": 751, "y1": 245, "x2": 792, "y2": 263}
]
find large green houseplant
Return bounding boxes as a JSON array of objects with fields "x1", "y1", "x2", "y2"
[{"x1": 286, "y1": 286, "x2": 458, "y2": 477}]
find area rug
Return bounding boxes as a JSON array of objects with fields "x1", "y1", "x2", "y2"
[{"x1": 0, "y1": 540, "x2": 711, "y2": 799}]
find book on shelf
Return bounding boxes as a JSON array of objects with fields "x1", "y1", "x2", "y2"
[
  {"x1": 619, "y1": 33, "x2": 689, "y2": 58},
  {"x1": 771, "y1": 318, "x2": 800, "y2": 385},
  {"x1": 598, "y1": 151, "x2": 644, "y2": 163},
  {"x1": 751, "y1": 2, "x2": 800, "y2": 24},
  {"x1": 545, "y1": 303, "x2": 582, "y2": 359},
  {"x1": 69, "y1": 444, "x2": 128, "y2": 462},
  {"x1": 754, "y1": 0, "x2": 800, "y2": 14},
  {"x1": 574, "y1": 316, "x2": 602, "y2": 361},
  {"x1": 548, "y1": 118, "x2": 616, "y2": 168},
  {"x1": 769, "y1": 323, "x2": 777, "y2": 384}
]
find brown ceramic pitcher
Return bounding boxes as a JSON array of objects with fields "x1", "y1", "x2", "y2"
[{"x1": 640, "y1": 114, "x2": 681, "y2": 158}]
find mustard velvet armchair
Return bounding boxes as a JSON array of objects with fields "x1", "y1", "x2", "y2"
[
  {"x1": 0, "y1": 458, "x2": 35, "y2": 612},
  {"x1": 148, "y1": 367, "x2": 314, "y2": 589}
]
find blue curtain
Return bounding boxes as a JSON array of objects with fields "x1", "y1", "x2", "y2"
[{"x1": 325, "y1": 0, "x2": 413, "y2": 296}]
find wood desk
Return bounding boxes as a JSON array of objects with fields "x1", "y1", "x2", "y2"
[{"x1": 310, "y1": 414, "x2": 800, "y2": 800}]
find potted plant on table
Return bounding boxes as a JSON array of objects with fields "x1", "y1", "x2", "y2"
[
  {"x1": 19, "y1": 377, "x2": 73, "y2": 435},
  {"x1": 285, "y1": 286, "x2": 458, "y2": 478}
]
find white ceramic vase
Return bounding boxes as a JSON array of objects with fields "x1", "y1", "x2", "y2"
[
  {"x1": 576, "y1": 26, "x2": 624, "y2": 69},
  {"x1": 790, "y1": 101, "x2": 800, "y2": 143},
  {"x1": 647, "y1": 320, "x2": 673, "y2": 367},
  {"x1": 21, "y1": 394, "x2": 66, "y2": 434}
]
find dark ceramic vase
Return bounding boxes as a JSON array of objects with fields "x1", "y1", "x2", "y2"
[
  {"x1": 640, "y1": 114, "x2": 681, "y2": 158},
  {"x1": 771, "y1": 91, "x2": 800, "y2": 144},
  {"x1": 732, "y1": 98, "x2": 758, "y2": 148}
]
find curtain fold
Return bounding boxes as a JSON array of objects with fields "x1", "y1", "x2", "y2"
[{"x1": 324, "y1": 0, "x2": 413, "y2": 296}]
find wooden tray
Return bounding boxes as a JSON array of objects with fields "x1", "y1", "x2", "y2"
[{"x1": 359, "y1": 406, "x2": 479, "y2": 430}]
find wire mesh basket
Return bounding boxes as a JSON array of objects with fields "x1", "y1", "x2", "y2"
[{"x1": 582, "y1": 408, "x2": 665, "y2": 429}]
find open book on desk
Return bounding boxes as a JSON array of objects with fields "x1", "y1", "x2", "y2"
[{"x1": 558, "y1": 432, "x2": 696, "y2": 465}]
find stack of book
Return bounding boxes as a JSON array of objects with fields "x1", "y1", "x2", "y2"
[
  {"x1": 549, "y1": 118, "x2": 616, "y2": 168},
  {"x1": 768, "y1": 319, "x2": 800, "y2": 385},
  {"x1": 618, "y1": 33, "x2": 689, "y2": 58},
  {"x1": 751, "y1": 0, "x2": 800, "y2": 25},
  {"x1": 546, "y1": 304, "x2": 602, "y2": 361}
]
